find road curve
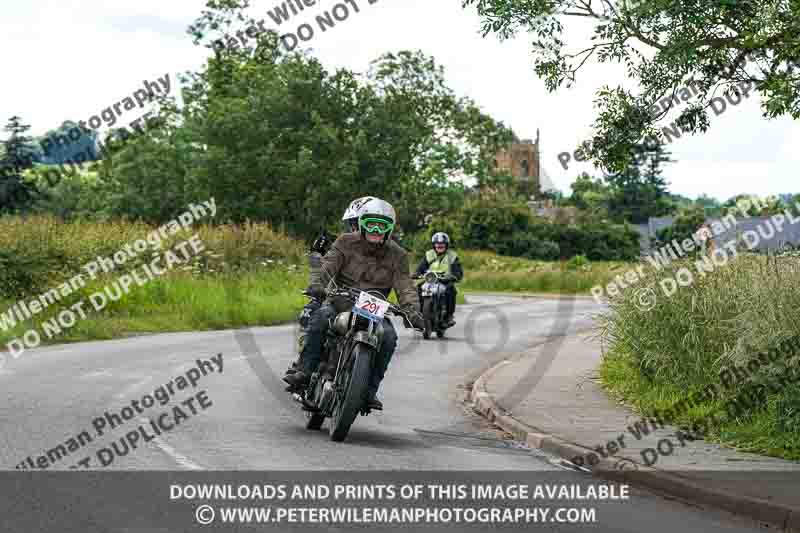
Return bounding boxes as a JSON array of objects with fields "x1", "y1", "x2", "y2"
[{"x1": 0, "y1": 294, "x2": 765, "y2": 531}]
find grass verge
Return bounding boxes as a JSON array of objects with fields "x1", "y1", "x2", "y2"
[
  {"x1": 457, "y1": 250, "x2": 630, "y2": 294},
  {"x1": 0, "y1": 270, "x2": 308, "y2": 348},
  {"x1": 1, "y1": 268, "x2": 468, "y2": 349},
  {"x1": 597, "y1": 253, "x2": 800, "y2": 460}
]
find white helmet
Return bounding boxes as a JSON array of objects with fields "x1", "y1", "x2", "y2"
[
  {"x1": 341, "y1": 196, "x2": 375, "y2": 232},
  {"x1": 432, "y1": 232, "x2": 450, "y2": 252},
  {"x1": 342, "y1": 196, "x2": 375, "y2": 222},
  {"x1": 358, "y1": 198, "x2": 396, "y2": 245}
]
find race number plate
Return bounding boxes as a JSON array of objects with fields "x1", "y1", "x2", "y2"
[{"x1": 353, "y1": 292, "x2": 390, "y2": 321}]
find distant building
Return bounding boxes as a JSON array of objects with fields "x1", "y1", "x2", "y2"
[
  {"x1": 710, "y1": 216, "x2": 800, "y2": 253},
  {"x1": 493, "y1": 130, "x2": 541, "y2": 198},
  {"x1": 639, "y1": 215, "x2": 800, "y2": 255}
]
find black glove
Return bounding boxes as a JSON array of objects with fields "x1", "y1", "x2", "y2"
[
  {"x1": 305, "y1": 285, "x2": 327, "y2": 302},
  {"x1": 311, "y1": 231, "x2": 333, "y2": 255}
]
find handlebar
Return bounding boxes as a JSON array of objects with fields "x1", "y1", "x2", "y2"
[
  {"x1": 302, "y1": 286, "x2": 405, "y2": 315},
  {"x1": 415, "y1": 271, "x2": 456, "y2": 283},
  {"x1": 301, "y1": 286, "x2": 420, "y2": 329}
]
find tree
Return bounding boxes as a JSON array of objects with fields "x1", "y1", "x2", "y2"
[
  {"x1": 463, "y1": 0, "x2": 800, "y2": 172},
  {"x1": 0, "y1": 116, "x2": 39, "y2": 213},
  {"x1": 37, "y1": 121, "x2": 99, "y2": 165},
  {"x1": 569, "y1": 172, "x2": 609, "y2": 208},
  {"x1": 604, "y1": 139, "x2": 673, "y2": 223},
  {"x1": 694, "y1": 193, "x2": 723, "y2": 216},
  {"x1": 722, "y1": 193, "x2": 788, "y2": 217},
  {"x1": 104, "y1": 7, "x2": 513, "y2": 238},
  {"x1": 655, "y1": 204, "x2": 707, "y2": 250}
]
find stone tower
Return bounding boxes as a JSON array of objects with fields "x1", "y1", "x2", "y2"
[{"x1": 493, "y1": 129, "x2": 541, "y2": 198}]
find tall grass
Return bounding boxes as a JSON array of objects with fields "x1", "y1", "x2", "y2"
[
  {"x1": 597, "y1": 253, "x2": 800, "y2": 459},
  {"x1": 0, "y1": 216, "x2": 308, "y2": 347},
  {"x1": 456, "y1": 250, "x2": 630, "y2": 294}
]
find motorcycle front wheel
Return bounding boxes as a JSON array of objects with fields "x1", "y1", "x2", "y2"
[
  {"x1": 422, "y1": 299, "x2": 433, "y2": 339},
  {"x1": 329, "y1": 344, "x2": 372, "y2": 442}
]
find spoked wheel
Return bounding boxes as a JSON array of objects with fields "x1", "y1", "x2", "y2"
[
  {"x1": 422, "y1": 299, "x2": 433, "y2": 340},
  {"x1": 329, "y1": 345, "x2": 372, "y2": 442}
]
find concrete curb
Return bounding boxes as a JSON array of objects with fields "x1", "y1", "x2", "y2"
[{"x1": 469, "y1": 355, "x2": 800, "y2": 532}]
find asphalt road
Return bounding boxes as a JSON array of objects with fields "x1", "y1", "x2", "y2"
[{"x1": 0, "y1": 294, "x2": 768, "y2": 532}]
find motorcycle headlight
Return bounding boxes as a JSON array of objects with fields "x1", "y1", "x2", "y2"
[
  {"x1": 424, "y1": 271, "x2": 438, "y2": 284},
  {"x1": 332, "y1": 311, "x2": 352, "y2": 335}
]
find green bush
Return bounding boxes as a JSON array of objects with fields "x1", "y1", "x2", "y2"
[
  {"x1": 495, "y1": 233, "x2": 560, "y2": 260},
  {"x1": 655, "y1": 205, "x2": 706, "y2": 250},
  {"x1": 414, "y1": 196, "x2": 640, "y2": 262},
  {"x1": 461, "y1": 203, "x2": 532, "y2": 250}
]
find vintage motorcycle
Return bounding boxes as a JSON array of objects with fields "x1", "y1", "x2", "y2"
[
  {"x1": 291, "y1": 285, "x2": 414, "y2": 442},
  {"x1": 414, "y1": 270, "x2": 454, "y2": 339}
]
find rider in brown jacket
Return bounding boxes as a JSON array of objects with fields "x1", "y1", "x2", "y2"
[{"x1": 283, "y1": 198, "x2": 424, "y2": 410}]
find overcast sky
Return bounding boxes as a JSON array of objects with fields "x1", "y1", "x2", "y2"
[{"x1": 2, "y1": 0, "x2": 798, "y2": 202}]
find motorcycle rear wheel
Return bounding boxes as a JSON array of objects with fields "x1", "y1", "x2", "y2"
[{"x1": 329, "y1": 344, "x2": 372, "y2": 442}]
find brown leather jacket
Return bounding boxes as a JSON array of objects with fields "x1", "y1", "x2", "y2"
[{"x1": 311, "y1": 232, "x2": 419, "y2": 311}]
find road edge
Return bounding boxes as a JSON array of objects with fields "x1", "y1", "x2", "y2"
[
  {"x1": 461, "y1": 290, "x2": 598, "y2": 301},
  {"x1": 468, "y1": 351, "x2": 800, "y2": 533}
]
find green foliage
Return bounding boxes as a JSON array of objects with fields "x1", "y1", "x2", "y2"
[
  {"x1": 655, "y1": 204, "x2": 706, "y2": 250},
  {"x1": 415, "y1": 192, "x2": 640, "y2": 261},
  {"x1": 36, "y1": 120, "x2": 98, "y2": 165},
  {"x1": 0, "y1": 116, "x2": 40, "y2": 214},
  {"x1": 566, "y1": 140, "x2": 675, "y2": 225},
  {"x1": 566, "y1": 254, "x2": 590, "y2": 270},
  {"x1": 461, "y1": 202, "x2": 533, "y2": 250},
  {"x1": 25, "y1": 164, "x2": 111, "y2": 220},
  {"x1": 464, "y1": 0, "x2": 800, "y2": 172},
  {"x1": 597, "y1": 254, "x2": 800, "y2": 459},
  {"x1": 495, "y1": 232, "x2": 560, "y2": 261},
  {"x1": 569, "y1": 172, "x2": 610, "y2": 216},
  {"x1": 0, "y1": 215, "x2": 305, "y2": 301},
  {"x1": 694, "y1": 193, "x2": 724, "y2": 217},
  {"x1": 722, "y1": 194, "x2": 792, "y2": 217},
  {"x1": 0, "y1": 270, "x2": 308, "y2": 348},
  {"x1": 457, "y1": 250, "x2": 629, "y2": 294},
  {"x1": 603, "y1": 140, "x2": 673, "y2": 223},
  {"x1": 96, "y1": 16, "x2": 513, "y2": 240}
]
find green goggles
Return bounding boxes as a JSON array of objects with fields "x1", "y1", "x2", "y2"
[{"x1": 360, "y1": 217, "x2": 394, "y2": 234}]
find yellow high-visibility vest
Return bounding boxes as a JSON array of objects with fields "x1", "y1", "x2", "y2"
[{"x1": 425, "y1": 249, "x2": 457, "y2": 275}]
